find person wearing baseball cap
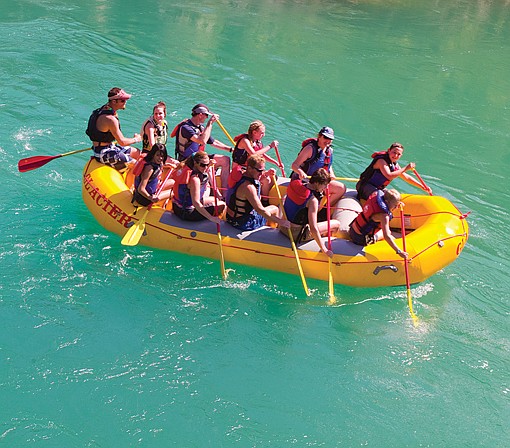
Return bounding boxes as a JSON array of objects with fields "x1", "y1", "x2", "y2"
[
  {"x1": 290, "y1": 126, "x2": 346, "y2": 209},
  {"x1": 85, "y1": 87, "x2": 141, "y2": 170},
  {"x1": 171, "y1": 103, "x2": 232, "y2": 190}
]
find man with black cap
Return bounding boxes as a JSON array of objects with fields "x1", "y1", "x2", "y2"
[
  {"x1": 172, "y1": 103, "x2": 232, "y2": 190},
  {"x1": 290, "y1": 126, "x2": 345, "y2": 207},
  {"x1": 86, "y1": 87, "x2": 142, "y2": 170}
]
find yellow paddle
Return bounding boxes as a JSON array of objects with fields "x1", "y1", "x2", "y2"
[
  {"x1": 216, "y1": 119, "x2": 236, "y2": 146},
  {"x1": 273, "y1": 175, "x2": 310, "y2": 296},
  {"x1": 326, "y1": 185, "x2": 336, "y2": 304},
  {"x1": 334, "y1": 176, "x2": 359, "y2": 182},
  {"x1": 308, "y1": 175, "x2": 359, "y2": 182},
  {"x1": 399, "y1": 203, "x2": 418, "y2": 325},
  {"x1": 210, "y1": 166, "x2": 228, "y2": 280},
  {"x1": 121, "y1": 207, "x2": 152, "y2": 246},
  {"x1": 121, "y1": 166, "x2": 173, "y2": 246}
]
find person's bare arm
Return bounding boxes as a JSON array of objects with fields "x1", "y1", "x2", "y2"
[
  {"x1": 307, "y1": 197, "x2": 332, "y2": 256},
  {"x1": 291, "y1": 145, "x2": 313, "y2": 179},
  {"x1": 99, "y1": 114, "x2": 141, "y2": 146},
  {"x1": 377, "y1": 159, "x2": 414, "y2": 181},
  {"x1": 244, "y1": 184, "x2": 289, "y2": 228},
  {"x1": 137, "y1": 166, "x2": 157, "y2": 202},
  {"x1": 379, "y1": 214, "x2": 408, "y2": 259},
  {"x1": 189, "y1": 176, "x2": 221, "y2": 224}
]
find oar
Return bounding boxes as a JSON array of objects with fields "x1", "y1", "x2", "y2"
[
  {"x1": 216, "y1": 119, "x2": 236, "y2": 146},
  {"x1": 307, "y1": 175, "x2": 359, "y2": 182},
  {"x1": 308, "y1": 175, "x2": 359, "y2": 182},
  {"x1": 18, "y1": 147, "x2": 91, "y2": 172},
  {"x1": 272, "y1": 175, "x2": 310, "y2": 296},
  {"x1": 334, "y1": 176, "x2": 359, "y2": 182},
  {"x1": 274, "y1": 146, "x2": 286, "y2": 177},
  {"x1": 399, "y1": 203, "x2": 418, "y2": 325},
  {"x1": 412, "y1": 168, "x2": 432, "y2": 196},
  {"x1": 210, "y1": 166, "x2": 228, "y2": 280},
  {"x1": 121, "y1": 166, "x2": 173, "y2": 246},
  {"x1": 326, "y1": 185, "x2": 336, "y2": 304}
]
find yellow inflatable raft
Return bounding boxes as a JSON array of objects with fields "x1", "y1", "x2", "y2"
[{"x1": 82, "y1": 159, "x2": 469, "y2": 288}]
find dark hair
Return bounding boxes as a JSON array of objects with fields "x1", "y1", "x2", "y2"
[
  {"x1": 191, "y1": 103, "x2": 209, "y2": 116},
  {"x1": 153, "y1": 101, "x2": 166, "y2": 115},
  {"x1": 145, "y1": 143, "x2": 168, "y2": 163},
  {"x1": 388, "y1": 142, "x2": 404, "y2": 151},
  {"x1": 309, "y1": 168, "x2": 331, "y2": 186},
  {"x1": 108, "y1": 87, "x2": 122, "y2": 98}
]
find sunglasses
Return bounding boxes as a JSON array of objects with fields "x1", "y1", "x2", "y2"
[
  {"x1": 252, "y1": 166, "x2": 264, "y2": 173},
  {"x1": 197, "y1": 162, "x2": 210, "y2": 168},
  {"x1": 115, "y1": 99, "x2": 127, "y2": 103}
]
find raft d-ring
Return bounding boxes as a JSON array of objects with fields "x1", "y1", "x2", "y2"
[
  {"x1": 456, "y1": 238, "x2": 465, "y2": 255},
  {"x1": 438, "y1": 240, "x2": 445, "y2": 248},
  {"x1": 373, "y1": 265, "x2": 398, "y2": 275}
]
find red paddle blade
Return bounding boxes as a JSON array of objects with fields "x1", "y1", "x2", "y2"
[{"x1": 18, "y1": 155, "x2": 60, "y2": 172}]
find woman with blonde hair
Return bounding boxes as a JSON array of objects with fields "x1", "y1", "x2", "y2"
[{"x1": 228, "y1": 120, "x2": 283, "y2": 193}]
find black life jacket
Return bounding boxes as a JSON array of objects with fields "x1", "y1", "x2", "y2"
[{"x1": 86, "y1": 106, "x2": 117, "y2": 142}]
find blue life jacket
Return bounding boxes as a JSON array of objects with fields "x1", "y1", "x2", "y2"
[
  {"x1": 351, "y1": 190, "x2": 393, "y2": 238},
  {"x1": 357, "y1": 151, "x2": 400, "y2": 192},
  {"x1": 284, "y1": 179, "x2": 322, "y2": 224},
  {"x1": 291, "y1": 138, "x2": 333, "y2": 179},
  {"x1": 172, "y1": 166, "x2": 208, "y2": 210}
]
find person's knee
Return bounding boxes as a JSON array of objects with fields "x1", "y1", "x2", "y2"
[{"x1": 332, "y1": 180, "x2": 345, "y2": 192}]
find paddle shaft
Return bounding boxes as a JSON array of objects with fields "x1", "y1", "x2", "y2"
[
  {"x1": 210, "y1": 167, "x2": 227, "y2": 280},
  {"x1": 274, "y1": 146, "x2": 286, "y2": 177},
  {"x1": 399, "y1": 204, "x2": 418, "y2": 323},
  {"x1": 272, "y1": 175, "x2": 310, "y2": 296},
  {"x1": 412, "y1": 168, "x2": 432, "y2": 195},
  {"x1": 18, "y1": 147, "x2": 91, "y2": 172},
  {"x1": 216, "y1": 119, "x2": 236, "y2": 146},
  {"x1": 326, "y1": 185, "x2": 335, "y2": 301},
  {"x1": 306, "y1": 175, "x2": 358, "y2": 182}
]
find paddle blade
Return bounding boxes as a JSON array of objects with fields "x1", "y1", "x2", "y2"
[
  {"x1": 217, "y1": 232, "x2": 227, "y2": 280},
  {"x1": 407, "y1": 288, "x2": 419, "y2": 326},
  {"x1": 327, "y1": 258, "x2": 336, "y2": 304},
  {"x1": 121, "y1": 210, "x2": 149, "y2": 246},
  {"x1": 18, "y1": 155, "x2": 58, "y2": 172}
]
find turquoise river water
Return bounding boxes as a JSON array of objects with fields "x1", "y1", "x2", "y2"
[{"x1": 1, "y1": 0, "x2": 509, "y2": 446}]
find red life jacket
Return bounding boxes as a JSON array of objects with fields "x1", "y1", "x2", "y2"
[
  {"x1": 351, "y1": 190, "x2": 392, "y2": 237},
  {"x1": 131, "y1": 153, "x2": 147, "y2": 177}
]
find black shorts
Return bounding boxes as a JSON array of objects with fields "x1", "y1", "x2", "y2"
[
  {"x1": 173, "y1": 204, "x2": 215, "y2": 221},
  {"x1": 132, "y1": 190, "x2": 152, "y2": 207}
]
